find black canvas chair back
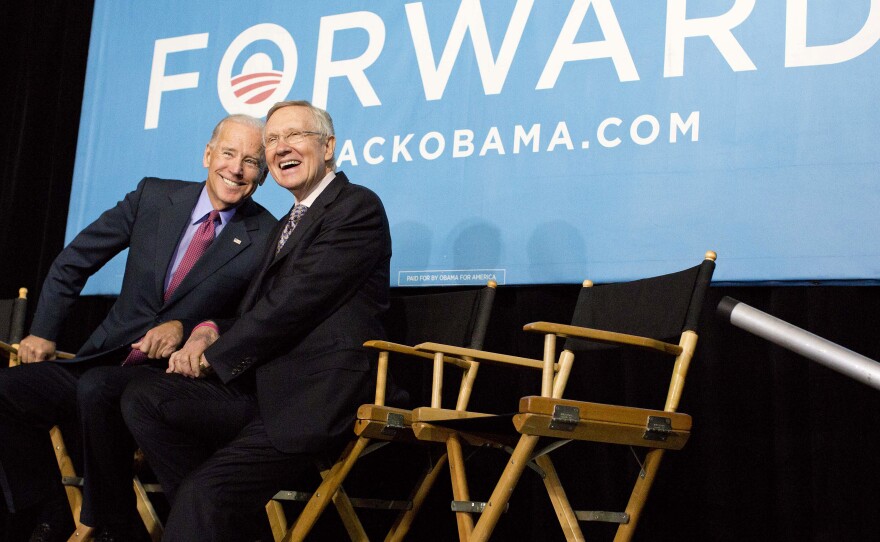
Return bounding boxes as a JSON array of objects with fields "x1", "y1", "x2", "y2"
[
  {"x1": 387, "y1": 285, "x2": 495, "y2": 350},
  {"x1": 564, "y1": 260, "x2": 713, "y2": 353},
  {"x1": 384, "y1": 286, "x2": 496, "y2": 408},
  {"x1": 1, "y1": 288, "x2": 28, "y2": 366},
  {"x1": 0, "y1": 288, "x2": 27, "y2": 347}
]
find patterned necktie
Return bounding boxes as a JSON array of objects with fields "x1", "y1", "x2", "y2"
[
  {"x1": 276, "y1": 203, "x2": 308, "y2": 254},
  {"x1": 165, "y1": 210, "x2": 221, "y2": 301},
  {"x1": 122, "y1": 210, "x2": 220, "y2": 366}
]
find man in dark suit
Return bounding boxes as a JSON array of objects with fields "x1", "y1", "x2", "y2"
[
  {"x1": 122, "y1": 100, "x2": 392, "y2": 541},
  {"x1": 0, "y1": 114, "x2": 277, "y2": 541}
]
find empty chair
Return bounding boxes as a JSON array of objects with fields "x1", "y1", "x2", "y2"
[{"x1": 412, "y1": 251, "x2": 716, "y2": 541}]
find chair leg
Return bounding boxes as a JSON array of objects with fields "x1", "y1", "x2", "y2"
[
  {"x1": 66, "y1": 524, "x2": 95, "y2": 541},
  {"x1": 326, "y1": 483, "x2": 368, "y2": 541},
  {"x1": 133, "y1": 476, "x2": 163, "y2": 542},
  {"x1": 533, "y1": 454, "x2": 583, "y2": 542},
  {"x1": 385, "y1": 453, "x2": 448, "y2": 542},
  {"x1": 265, "y1": 500, "x2": 288, "y2": 542},
  {"x1": 469, "y1": 435, "x2": 540, "y2": 542},
  {"x1": 283, "y1": 437, "x2": 370, "y2": 542},
  {"x1": 446, "y1": 434, "x2": 476, "y2": 541},
  {"x1": 614, "y1": 449, "x2": 665, "y2": 542},
  {"x1": 50, "y1": 427, "x2": 83, "y2": 523},
  {"x1": 53, "y1": 427, "x2": 91, "y2": 542}
]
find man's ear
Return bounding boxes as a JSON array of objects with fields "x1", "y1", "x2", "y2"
[
  {"x1": 202, "y1": 144, "x2": 212, "y2": 168},
  {"x1": 324, "y1": 136, "x2": 336, "y2": 162},
  {"x1": 258, "y1": 168, "x2": 269, "y2": 186}
]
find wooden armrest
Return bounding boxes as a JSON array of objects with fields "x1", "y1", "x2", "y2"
[
  {"x1": 413, "y1": 342, "x2": 549, "y2": 371},
  {"x1": 514, "y1": 396, "x2": 691, "y2": 450},
  {"x1": 364, "y1": 340, "x2": 472, "y2": 369},
  {"x1": 411, "y1": 407, "x2": 494, "y2": 423},
  {"x1": 522, "y1": 322, "x2": 683, "y2": 355},
  {"x1": 0, "y1": 341, "x2": 75, "y2": 360},
  {"x1": 357, "y1": 404, "x2": 413, "y2": 423}
]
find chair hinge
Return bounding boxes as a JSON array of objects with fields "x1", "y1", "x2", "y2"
[
  {"x1": 549, "y1": 404, "x2": 580, "y2": 431},
  {"x1": 61, "y1": 476, "x2": 84, "y2": 487},
  {"x1": 576, "y1": 510, "x2": 630, "y2": 524},
  {"x1": 643, "y1": 416, "x2": 672, "y2": 442},
  {"x1": 451, "y1": 500, "x2": 509, "y2": 513},
  {"x1": 381, "y1": 412, "x2": 406, "y2": 436}
]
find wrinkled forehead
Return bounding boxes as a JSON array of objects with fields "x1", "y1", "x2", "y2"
[{"x1": 216, "y1": 121, "x2": 263, "y2": 148}]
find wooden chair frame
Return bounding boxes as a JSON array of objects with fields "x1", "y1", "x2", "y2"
[
  {"x1": 2, "y1": 287, "x2": 163, "y2": 542},
  {"x1": 411, "y1": 251, "x2": 716, "y2": 541},
  {"x1": 266, "y1": 281, "x2": 497, "y2": 541}
]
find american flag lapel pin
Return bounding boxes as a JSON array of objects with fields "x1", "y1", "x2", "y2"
[{"x1": 233, "y1": 238, "x2": 242, "y2": 244}]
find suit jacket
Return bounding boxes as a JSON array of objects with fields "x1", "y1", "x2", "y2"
[
  {"x1": 30, "y1": 177, "x2": 277, "y2": 359},
  {"x1": 207, "y1": 172, "x2": 391, "y2": 454}
]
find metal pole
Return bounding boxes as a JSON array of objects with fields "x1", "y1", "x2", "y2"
[{"x1": 717, "y1": 297, "x2": 880, "y2": 391}]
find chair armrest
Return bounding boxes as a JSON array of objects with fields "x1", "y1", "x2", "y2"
[
  {"x1": 413, "y1": 342, "x2": 550, "y2": 371},
  {"x1": 0, "y1": 341, "x2": 75, "y2": 360},
  {"x1": 522, "y1": 322, "x2": 683, "y2": 356},
  {"x1": 363, "y1": 340, "x2": 472, "y2": 369}
]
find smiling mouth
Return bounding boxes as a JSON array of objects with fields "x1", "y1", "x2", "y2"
[
  {"x1": 221, "y1": 175, "x2": 244, "y2": 188},
  {"x1": 279, "y1": 160, "x2": 301, "y2": 171}
]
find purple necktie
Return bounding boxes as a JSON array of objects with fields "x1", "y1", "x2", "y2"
[{"x1": 122, "y1": 210, "x2": 220, "y2": 366}]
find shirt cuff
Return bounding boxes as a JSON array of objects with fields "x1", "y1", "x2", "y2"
[{"x1": 193, "y1": 321, "x2": 219, "y2": 334}]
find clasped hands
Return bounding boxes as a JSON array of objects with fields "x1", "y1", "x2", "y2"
[
  {"x1": 166, "y1": 323, "x2": 219, "y2": 378},
  {"x1": 130, "y1": 320, "x2": 217, "y2": 377}
]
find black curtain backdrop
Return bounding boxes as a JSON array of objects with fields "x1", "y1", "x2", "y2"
[{"x1": 2, "y1": 3, "x2": 879, "y2": 541}]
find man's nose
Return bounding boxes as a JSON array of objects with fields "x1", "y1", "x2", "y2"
[{"x1": 274, "y1": 139, "x2": 293, "y2": 155}]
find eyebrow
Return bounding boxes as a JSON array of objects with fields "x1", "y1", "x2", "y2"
[{"x1": 221, "y1": 145, "x2": 260, "y2": 159}]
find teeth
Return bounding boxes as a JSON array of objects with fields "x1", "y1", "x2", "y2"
[
  {"x1": 280, "y1": 160, "x2": 301, "y2": 170},
  {"x1": 221, "y1": 176, "x2": 241, "y2": 188}
]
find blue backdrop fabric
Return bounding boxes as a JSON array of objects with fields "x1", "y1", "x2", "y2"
[{"x1": 69, "y1": 0, "x2": 880, "y2": 292}]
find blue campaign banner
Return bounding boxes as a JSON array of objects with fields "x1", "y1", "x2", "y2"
[{"x1": 69, "y1": 0, "x2": 880, "y2": 293}]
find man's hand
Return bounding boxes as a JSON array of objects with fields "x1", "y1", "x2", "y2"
[
  {"x1": 167, "y1": 324, "x2": 219, "y2": 378},
  {"x1": 131, "y1": 321, "x2": 184, "y2": 359},
  {"x1": 18, "y1": 335, "x2": 57, "y2": 363}
]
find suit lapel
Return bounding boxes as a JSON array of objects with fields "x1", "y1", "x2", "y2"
[
  {"x1": 272, "y1": 173, "x2": 348, "y2": 264},
  {"x1": 238, "y1": 217, "x2": 285, "y2": 312},
  {"x1": 155, "y1": 183, "x2": 203, "y2": 302},
  {"x1": 238, "y1": 174, "x2": 349, "y2": 313},
  {"x1": 164, "y1": 211, "x2": 256, "y2": 305}
]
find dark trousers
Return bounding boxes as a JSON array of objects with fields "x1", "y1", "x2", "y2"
[
  {"x1": 0, "y1": 362, "x2": 78, "y2": 514},
  {"x1": 0, "y1": 361, "x2": 162, "y2": 529},
  {"x1": 122, "y1": 374, "x2": 315, "y2": 542},
  {"x1": 77, "y1": 365, "x2": 164, "y2": 527}
]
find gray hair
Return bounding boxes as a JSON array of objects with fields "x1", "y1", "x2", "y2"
[
  {"x1": 265, "y1": 100, "x2": 337, "y2": 171},
  {"x1": 208, "y1": 114, "x2": 267, "y2": 172}
]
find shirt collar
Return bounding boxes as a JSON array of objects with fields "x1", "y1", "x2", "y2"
[
  {"x1": 193, "y1": 186, "x2": 239, "y2": 225},
  {"x1": 296, "y1": 171, "x2": 336, "y2": 208}
]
